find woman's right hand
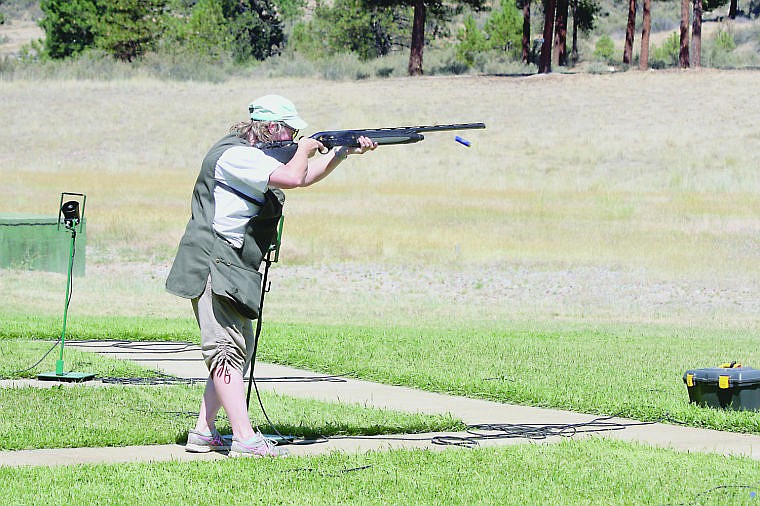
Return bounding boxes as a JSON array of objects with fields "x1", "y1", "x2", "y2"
[{"x1": 296, "y1": 138, "x2": 325, "y2": 157}]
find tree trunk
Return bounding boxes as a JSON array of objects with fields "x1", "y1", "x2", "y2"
[
  {"x1": 539, "y1": 0, "x2": 556, "y2": 73},
  {"x1": 639, "y1": 0, "x2": 651, "y2": 69},
  {"x1": 553, "y1": 0, "x2": 569, "y2": 66},
  {"x1": 692, "y1": 0, "x2": 702, "y2": 68},
  {"x1": 729, "y1": 0, "x2": 738, "y2": 18},
  {"x1": 623, "y1": 0, "x2": 637, "y2": 64},
  {"x1": 522, "y1": 0, "x2": 531, "y2": 63},
  {"x1": 571, "y1": 0, "x2": 578, "y2": 65},
  {"x1": 679, "y1": 0, "x2": 690, "y2": 68},
  {"x1": 408, "y1": 0, "x2": 426, "y2": 76}
]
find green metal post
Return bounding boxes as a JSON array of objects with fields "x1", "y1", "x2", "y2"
[{"x1": 55, "y1": 228, "x2": 76, "y2": 376}]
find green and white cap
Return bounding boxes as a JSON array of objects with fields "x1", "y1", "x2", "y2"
[{"x1": 248, "y1": 94, "x2": 308, "y2": 130}]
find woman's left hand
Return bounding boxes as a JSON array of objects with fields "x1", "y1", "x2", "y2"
[{"x1": 348, "y1": 135, "x2": 378, "y2": 155}]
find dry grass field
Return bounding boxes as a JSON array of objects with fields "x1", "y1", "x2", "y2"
[{"x1": 1, "y1": 71, "x2": 759, "y2": 329}]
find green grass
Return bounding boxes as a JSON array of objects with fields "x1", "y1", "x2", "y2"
[
  {"x1": 0, "y1": 313, "x2": 198, "y2": 344},
  {"x1": 2, "y1": 314, "x2": 759, "y2": 436},
  {"x1": 0, "y1": 321, "x2": 463, "y2": 451},
  {"x1": 1, "y1": 439, "x2": 759, "y2": 505},
  {"x1": 0, "y1": 384, "x2": 463, "y2": 450},
  {"x1": 228, "y1": 322, "x2": 760, "y2": 435},
  {"x1": 0, "y1": 321, "x2": 462, "y2": 451},
  {"x1": 0, "y1": 339, "x2": 169, "y2": 379}
]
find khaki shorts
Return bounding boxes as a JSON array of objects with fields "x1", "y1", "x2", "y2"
[{"x1": 192, "y1": 275, "x2": 255, "y2": 374}]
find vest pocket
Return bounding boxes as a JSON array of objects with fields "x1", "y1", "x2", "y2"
[{"x1": 209, "y1": 238, "x2": 263, "y2": 319}]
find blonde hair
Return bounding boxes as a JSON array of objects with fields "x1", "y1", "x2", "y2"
[{"x1": 229, "y1": 120, "x2": 289, "y2": 145}]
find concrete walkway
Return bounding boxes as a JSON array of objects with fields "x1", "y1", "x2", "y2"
[{"x1": 2, "y1": 340, "x2": 760, "y2": 467}]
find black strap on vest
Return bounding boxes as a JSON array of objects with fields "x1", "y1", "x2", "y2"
[{"x1": 216, "y1": 181, "x2": 265, "y2": 206}]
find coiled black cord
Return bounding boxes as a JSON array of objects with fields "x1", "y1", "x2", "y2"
[{"x1": 430, "y1": 414, "x2": 670, "y2": 448}]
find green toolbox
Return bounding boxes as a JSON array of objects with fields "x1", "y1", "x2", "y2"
[{"x1": 683, "y1": 366, "x2": 760, "y2": 411}]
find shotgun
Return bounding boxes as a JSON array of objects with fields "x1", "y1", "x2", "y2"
[{"x1": 256, "y1": 122, "x2": 486, "y2": 153}]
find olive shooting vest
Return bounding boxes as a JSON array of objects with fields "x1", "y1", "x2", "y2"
[{"x1": 166, "y1": 134, "x2": 285, "y2": 319}]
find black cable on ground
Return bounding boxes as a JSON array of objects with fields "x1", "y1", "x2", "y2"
[
  {"x1": 298, "y1": 418, "x2": 636, "y2": 449},
  {"x1": 325, "y1": 413, "x2": 687, "y2": 449},
  {"x1": 3, "y1": 338, "x2": 62, "y2": 377},
  {"x1": 250, "y1": 366, "x2": 293, "y2": 443},
  {"x1": 99, "y1": 373, "x2": 348, "y2": 386},
  {"x1": 2, "y1": 337, "x2": 348, "y2": 385},
  {"x1": 430, "y1": 414, "x2": 662, "y2": 448},
  {"x1": 1, "y1": 339, "x2": 195, "y2": 380},
  {"x1": 3, "y1": 256, "x2": 75, "y2": 378},
  {"x1": 279, "y1": 464, "x2": 373, "y2": 476},
  {"x1": 101, "y1": 376, "x2": 208, "y2": 385},
  {"x1": 664, "y1": 483, "x2": 760, "y2": 506},
  {"x1": 67, "y1": 340, "x2": 200, "y2": 354},
  {"x1": 251, "y1": 374, "x2": 348, "y2": 383}
]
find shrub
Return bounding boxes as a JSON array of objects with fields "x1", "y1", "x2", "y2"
[
  {"x1": 137, "y1": 47, "x2": 235, "y2": 82},
  {"x1": 713, "y1": 29, "x2": 736, "y2": 52},
  {"x1": 456, "y1": 15, "x2": 489, "y2": 66},
  {"x1": 428, "y1": 45, "x2": 472, "y2": 75},
  {"x1": 593, "y1": 34, "x2": 615, "y2": 63},
  {"x1": 483, "y1": 0, "x2": 522, "y2": 56},
  {"x1": 650, "y1": 31, "x2": 679, "y2": 68},
  {"x1": 702, "y1": 27, "x2": 760, "y2": 68},
  {"x1": 169, "y1": 0, "x2": 231, "y2": 61},
  {"x1": 225, "y1": 1, "x2": 284, "y2": 63},
  {"x1": 455, "y1": 0, "x2": 522, "y2": 68}
]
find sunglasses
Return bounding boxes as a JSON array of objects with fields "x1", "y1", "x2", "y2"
[{"x1": 280, "y1": 123, "x2": 299, "y2": 139}]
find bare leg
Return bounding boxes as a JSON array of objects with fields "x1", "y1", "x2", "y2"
[
  {"x1": 194, "y1": 377, "x2": 222, "y2": 434},
  {"x1": 195, "y1": 365, "x2": 255, "y2": 441},
  {"x1": 191, "y1": 279, "x2": 257, "y2": 441}
]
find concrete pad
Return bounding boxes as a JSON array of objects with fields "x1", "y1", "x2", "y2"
[
  {"x1": 0, "y1": 444, "x2": 225, "y2": 467},
  {"x1": 610, "y1": 422, "x2": 760, "y2": 458}
]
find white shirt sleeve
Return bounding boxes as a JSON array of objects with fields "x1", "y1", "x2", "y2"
[
  {"x1": 212, "y1": 146, "x2": 283, "y2": 247},
  {"x1": 215, "y1": 145, "x2": 282, "y2": 195}
]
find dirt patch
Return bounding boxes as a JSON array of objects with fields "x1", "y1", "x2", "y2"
[{"x1": 262, "y1": 261, "x2": 760, "y2": 329}]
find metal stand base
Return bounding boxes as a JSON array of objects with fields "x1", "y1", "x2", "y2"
[{"x1": 37, "y1": 371, "x2": 96, "y2": 382}]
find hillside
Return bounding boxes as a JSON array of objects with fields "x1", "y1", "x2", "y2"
[{"x1": 0, "y1": 0, "x2": 757, "y2": 65}]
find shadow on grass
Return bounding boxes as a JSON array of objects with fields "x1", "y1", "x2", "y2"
[{"x1": 174, "y1": 421, "x2": 461, "y2": 445}]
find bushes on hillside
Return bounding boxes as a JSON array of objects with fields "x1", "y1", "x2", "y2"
[
  {"x1": 289, "y1": 0, "x2": 408, "y2": 61},
  {"x1": 38, "y1": 0, "x2": 283, "y2": 63}
]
